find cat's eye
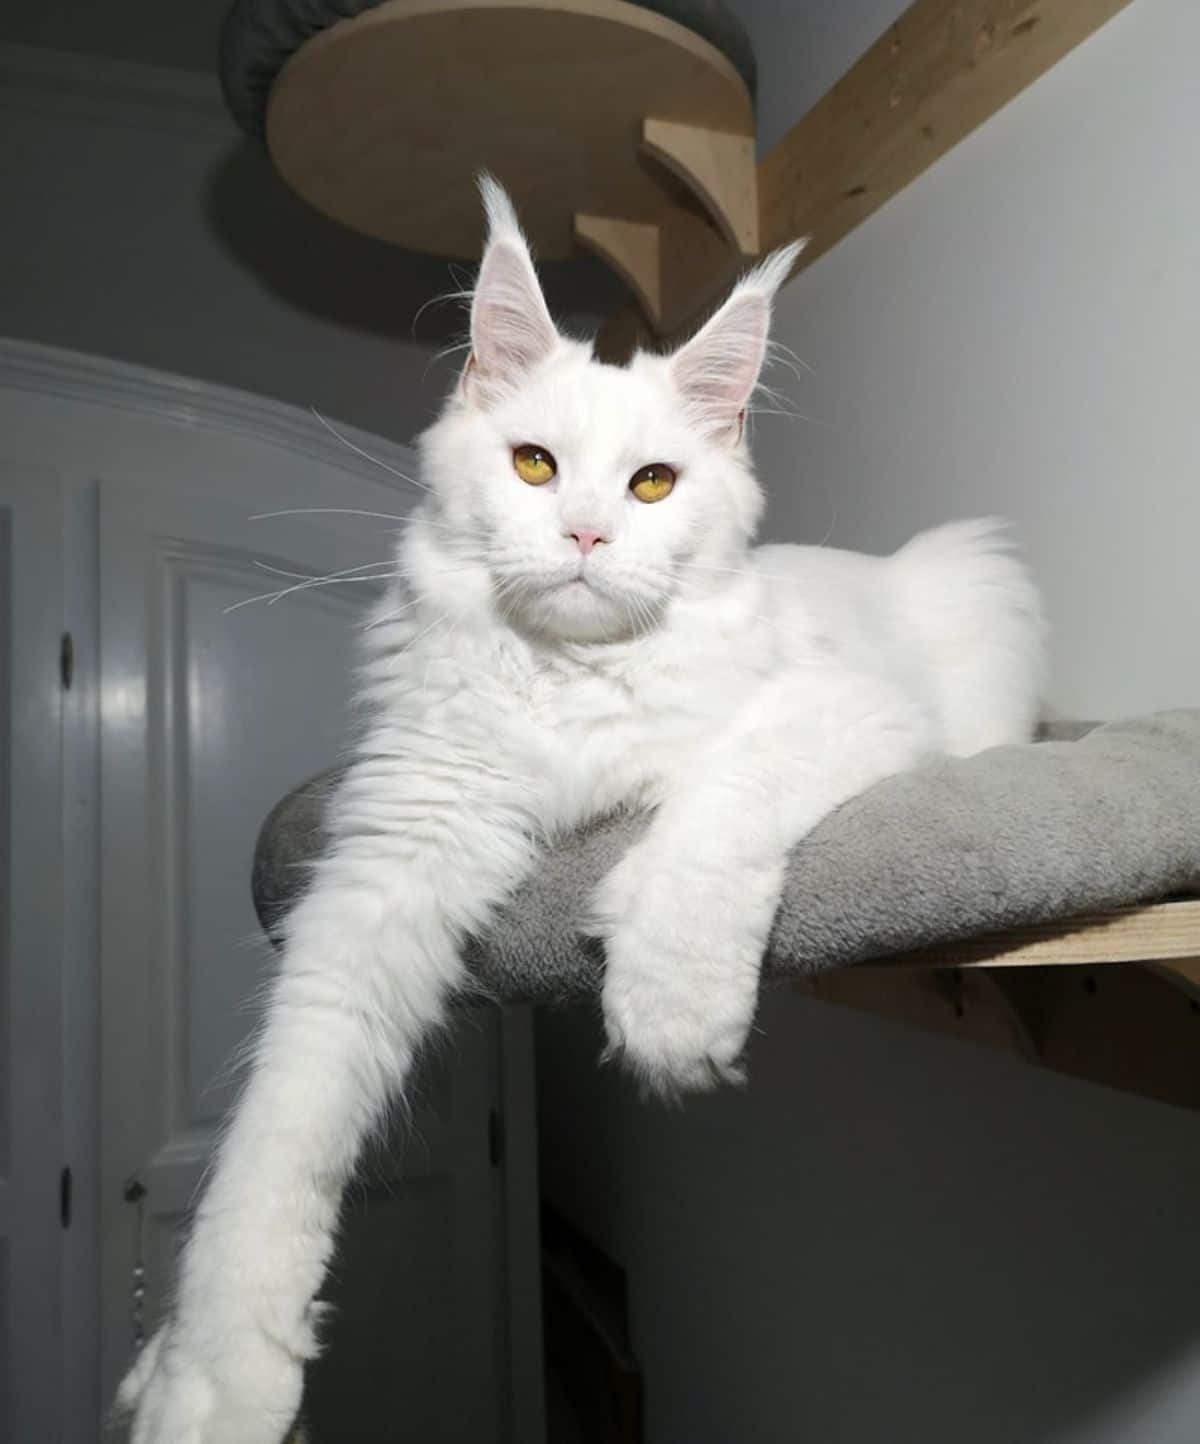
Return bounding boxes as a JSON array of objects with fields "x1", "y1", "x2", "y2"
[
  {"x1": 513, "y1": 444, "x2": 557, "y2": 486},
  {"x1": 629, "y1": 463, "x2": 677, "y2": 504}
]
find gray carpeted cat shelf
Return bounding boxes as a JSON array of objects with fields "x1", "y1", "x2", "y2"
[{"x1": 254, "y1": 710, "x2": 1200, "y2": 1111}]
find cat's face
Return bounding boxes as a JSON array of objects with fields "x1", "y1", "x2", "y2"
[
  {"x1": 420, "y1": 180, "x2": 800, "y2": 644},
  {"x1": 423, "y1": 346, "x2": 759, "y2": 643}
]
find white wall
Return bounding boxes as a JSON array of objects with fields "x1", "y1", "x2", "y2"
[
  {"x1": 750, "y1": 0, "x2": 1200, "y2": 720},
  {"x1": 538, "y1": 3, "x2": 1200, "y2": 1442}
]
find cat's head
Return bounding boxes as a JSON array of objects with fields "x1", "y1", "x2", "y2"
[{"x1": 419, "y1": 178, "x2": 800, "y2": 644}]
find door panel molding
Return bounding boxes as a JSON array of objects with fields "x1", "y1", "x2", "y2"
[
  {"x1": 1, "y1": 463, "x2": 66, "y2": 1444},
  {"x1": 97, "y1": 479, "x2": 380, "y2": 1399},
  {"x1": 0, "y1": 356, "x2": 542, "y2": 1443}
]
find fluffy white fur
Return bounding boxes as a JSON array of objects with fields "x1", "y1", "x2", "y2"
[{"x1": 119, "y1": 178, "x2": 1044, "y2": 1442}]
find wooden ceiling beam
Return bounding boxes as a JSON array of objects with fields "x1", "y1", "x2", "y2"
[
  {"x1": 602, "y1": 0, "x2": 1138, "y2": 357},
  {"x1": 758, "y1": 0, "x2": 1136, "y2": 270}
]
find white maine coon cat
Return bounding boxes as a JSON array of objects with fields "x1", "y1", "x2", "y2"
[{"x1": 119, "y1": 180, "x2": 1043, "y2": 1442}]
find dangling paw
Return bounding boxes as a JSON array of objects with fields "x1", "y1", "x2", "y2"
[
  {"x1": 116, "y1": 1315, "x2": 305, "y2": 1444},
  {"x1": 591, "y1": 849, "x2": 765, "y2": 1096}
]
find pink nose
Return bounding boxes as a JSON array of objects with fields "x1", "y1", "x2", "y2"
[{"x1": 568, "y1": 529, "x2": 607, "y2": 555}]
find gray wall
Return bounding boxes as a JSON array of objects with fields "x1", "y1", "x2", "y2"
[
  {"x1": 0, "y1": 59, "x2": 456, "y2": 440},
  {"x1": 742, "y1": 0, "x2": 909, "y2": 151},
  {"x1": 538, "y1": 2, "x2": 1200, "y2": 1441},
  {"x1": 0, "y1": 51, "x2": 620, "y2": 442},
  {"x1": 539, "y1": 995, "x2": 1200, "y2": 1444}
]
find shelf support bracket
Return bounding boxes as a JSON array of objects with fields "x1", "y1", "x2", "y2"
[
  {"x1": 641, "y1": 118, "x2": 758, "y2": 256},
  {"x1": 574, "y1": 214, "x2": 663, "y2": 329}
]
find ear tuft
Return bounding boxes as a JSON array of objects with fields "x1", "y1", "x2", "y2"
[
  {"x1": 669, "y1": 239, "x2": 805, "y2": 441},
  {"x1": 738, "y1": 239, "x2": 807, "y2": 307},
  {"x1": 465, "y1": 175, "x2": 559, "y2": 404},
  {"x1": 477, "y1": 173, "x2": 524, "y2": 247}
]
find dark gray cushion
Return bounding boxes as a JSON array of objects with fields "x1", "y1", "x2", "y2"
[
  {"x1": 221, "y1": 0, "x2": 757, "y2": 137},
  {"x1": 253, "y1": 710, "x2": 1200, "y2": 1003}
]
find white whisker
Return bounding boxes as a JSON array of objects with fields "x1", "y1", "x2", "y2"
[
  {"x1": 253, "y1": 558, "x2": 392, "y2": 583},
  {"x1": 249, "y1": 506, "x2": 483, "y2": 549},
  {"x1": 765, "y1": 337, "x2": 816, "y2": 379},
  {"x1": 309, "y1": 408, "x2": 433, "y2": 492},
  {"x1": 364, "y1": 596, "x2": 424, "y2": 631},
  {"x1": 224, "y1": 568, "x2": 405, "y2": 614},
  {"x1": 250, "y1": 507, "x2": 411, "y2": 523},
  {"x1": 391, "y1": 612, "x2": 451, "y2": 657},
  {"x1": 410, "y1": 269, "x2": 472, "y2": 339},
  {"x1": 362, "y1": 562, "x2": 485, "y2": 629},
  {"x1": 815, "y1": 504, "x2": 837, "y2": 549}
]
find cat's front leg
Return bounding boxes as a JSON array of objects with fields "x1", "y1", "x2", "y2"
[
  {"x1": 118, "y1": 887, "x2": 400, "y2": 1444},
  {"x1": 595, "y1": 670, "x2": 932, "y2": 1094},
  {"x1": 118, "y1": 752, "x2": 540, "y2": 1444},
  {"x1": 593, "y1": 788, "x2": 784, "y2": 1095}
]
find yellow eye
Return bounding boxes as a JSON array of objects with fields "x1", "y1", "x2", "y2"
[
  {"x1": 629, "y1": 463, "x2": 677, "y2": 503},
  {"x1": 513, "y1": 444, "x2": 557, "y2": 486}
]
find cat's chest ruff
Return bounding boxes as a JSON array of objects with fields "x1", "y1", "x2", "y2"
[
  {"x1": 520, "y1": 635, "x2": 761, "y2": 802},
  {"x1": 526, "y1": 641, "x2": 731, "y2": 728}
]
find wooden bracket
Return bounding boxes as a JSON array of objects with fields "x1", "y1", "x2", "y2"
[
  {"x1": 574, "y1": 215, "x2": 662, "y2": 328},
  {"x1": 797, "y1": 964, "x2": 1040, "y2": 1064},
  {"x1": 1150, "y1": 957, "x2": 1200, "y2": 1001},
  {"x1": 641, "y1": 118, "x2": 758, "y2": 255},
  {"x1": 592, "y1": 199, "x2": 741, "y2": 355},
  {"x1": 794, "y1": 900, "x2": 1200, "y2": 1112}
]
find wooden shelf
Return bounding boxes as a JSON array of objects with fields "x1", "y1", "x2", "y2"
[
  {"x1": 261, "y1": 0, "x2": 1134, "y2": 346},
  {"x1": 266, "y1": 0, "x2": 754, "y2": 285},
  {"x1": 874, "y1": 898, "x2": 1200, "y2": 971},
  {"x1": 795, "y1": 900, "x2": 1200, "y2": 1112}
]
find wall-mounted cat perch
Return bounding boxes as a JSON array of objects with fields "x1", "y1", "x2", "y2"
[
  {"x1": 222, "y1": 0, "x2": 1135, "y2": 349},
  {"x1": 254, "y1": 713, "x2": 1200, "y2": 1113},
  {"x1": 223, "y1": 0, "x2": 758, "y2": 337}
]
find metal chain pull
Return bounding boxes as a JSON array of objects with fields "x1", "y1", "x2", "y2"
[{"x1": 123, "y1": 1175, "x2": 148, "y2": 1354}]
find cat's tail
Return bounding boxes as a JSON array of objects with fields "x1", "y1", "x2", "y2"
[{"x1": 890, "y1": 519, "x2": 1046, "y2": 755}]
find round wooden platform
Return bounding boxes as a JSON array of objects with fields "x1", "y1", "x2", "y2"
[{"x1": 266, "y1": 0, "x2": 755, "y2": 260}]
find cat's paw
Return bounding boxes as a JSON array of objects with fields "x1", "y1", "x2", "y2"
[
  {"x1": 116, "y1": 1318, "x2": 304, "y2": 1444},
  {"x1": 592, "y1": 856, "x2": 764, "y2": 1097},
  {"x1": 601, "y1": 967, "x2": 752, "y2": 1097}
]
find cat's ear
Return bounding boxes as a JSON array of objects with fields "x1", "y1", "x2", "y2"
[
  {"x1": 463, "y1": 177, "x2": 559, "y2": 405},
  {"x1": 668, "y1": 241, "x2": 805, "y2": 442}
]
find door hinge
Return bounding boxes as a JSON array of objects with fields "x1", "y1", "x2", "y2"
[
  {"x1": 488, "y1": 1109, "x2": 505, "y2": 1168},
  {"x1": 59, "y1": 631, "x2": 74, "y2": 691},
  {"x1": 60, "y1": 1165, "x2": 72, "y2": 1228}
]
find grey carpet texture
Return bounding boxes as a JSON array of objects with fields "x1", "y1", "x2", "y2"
[{"x1": 253, "y1": 710, "x2": 1200, "y2": 1003}]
